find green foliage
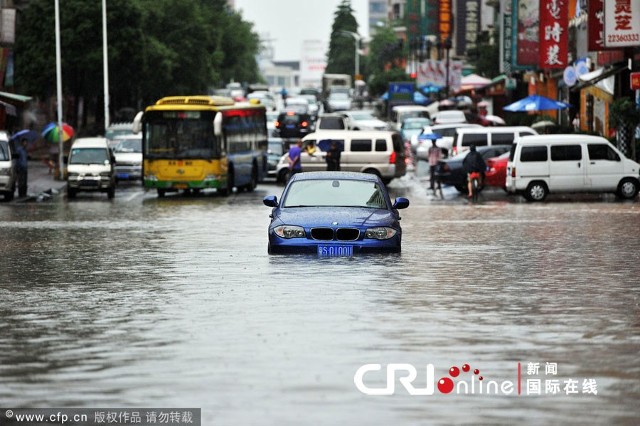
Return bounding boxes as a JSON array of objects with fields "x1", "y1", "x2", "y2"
[
  {"x1": 609, "y1": 97, "x2": 640, "y2": 128},
  {"x1": 14, "y1": 0, "x2": 260, "y2": 130},
  {"x1": 466, "y1": 29, "x2": 500, "y2": 79},
  {"x1": 325, "y1": 0, "x2": 359, "y2": 77},
  {"x1": 364, "y1": 24, "x2": 406, "y2": 97},
  {"x1": 368, "y1": 68, "x2": 409, "y2": 98}
]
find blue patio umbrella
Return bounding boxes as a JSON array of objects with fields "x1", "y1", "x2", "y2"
[
  {"x1": 503, "y1": 95, "x2": 570, "y2": 112},
  {"x1": 418, "y1": 132, "x2": 442, "y2": 141}
]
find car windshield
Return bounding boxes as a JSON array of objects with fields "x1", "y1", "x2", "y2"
[
  {"x1": 283, "y1": 179, "x2": 387, "y2": 209},
  {"x1": 268, "y1": 141, "x2": 283, "y2": 156},
  {"x1": 114, "y1": 139, "x2": 142, "y2": 153},
  {"x1": 0, "y1": 141, "x2": 9, "y2": 161},
  {"x1": 69, "y1": 148, "x2": 109, "y2": 164}
]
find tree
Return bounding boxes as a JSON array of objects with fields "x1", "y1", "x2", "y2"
[
  {"x1": 466, "y1": 29, "x2": 500, "y2": 79},
  {"x1": 325, "y1": 0, "x2": 360, "y2": 77},
  {"x1": 13, "y1": 0, "x2": 261, "y2": 133},
  {"x1": 364, "y1": 24, "x2": 407, "y2": 97}
]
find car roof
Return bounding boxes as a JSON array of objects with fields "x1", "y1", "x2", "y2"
[
  {"x1": 71, "y1": 137, "x2": 109, "y2": 148},
  {"x1": 457, "y1": 126, "x2": 537, "y2": 134},
  {"x1": 289, "y1": 171, "x2": 382, "y2": 183},
  {"x1": 516, "y1": 134, "x2": 610, "y2": 144}
]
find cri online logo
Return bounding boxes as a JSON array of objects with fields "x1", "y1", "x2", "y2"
[{"x1": 354, "y1": 363, "x2": 517, "y2": 396}]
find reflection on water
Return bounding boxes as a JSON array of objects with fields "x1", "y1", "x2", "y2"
[{"x1": 0, "y1": 184, "x2": 639, "y2": 425}]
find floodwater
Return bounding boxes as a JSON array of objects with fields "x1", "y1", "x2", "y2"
[{"x1": 1, "y1": 177, "x2": 639, "y2": 426}]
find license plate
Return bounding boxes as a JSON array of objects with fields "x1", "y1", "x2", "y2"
[
  {"x1": 174, "y1": 183, "x2": 188, "y2": 189},
  {"x1": 286, "y1": 124, "x2": 296, "y2": 129},
  {"x1": 317, "y1": 245, "x2": 353, "y2": 257},
  {"x1": 117, "y1": 173, "x2": 129, "y2": 179},
  {"x1": 80, "y1": 179, "x2": 98, "y2": 186}
]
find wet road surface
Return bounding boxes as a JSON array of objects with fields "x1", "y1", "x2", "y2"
[{"x1": 1, "y1": 175, "x2": 639, "y2": 425}]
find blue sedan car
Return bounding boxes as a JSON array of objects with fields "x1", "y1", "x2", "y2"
[{"x1": 263, "y1": 171, "x2": 409, "y2": 255}]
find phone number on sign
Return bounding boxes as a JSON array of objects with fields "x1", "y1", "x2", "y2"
[{"x1": 607, "y1": 33, "x2": 640, "y2": 43}]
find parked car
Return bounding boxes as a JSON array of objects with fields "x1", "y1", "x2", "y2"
[
  {"x1": 112, "y1": 135, "x2": 142, "y2": 181},
  {"x1": 0, "y1": 136, "x2": 16, "y2": 201},
  {"x1": 267, "y1": 137, "x2": 285, "y2": 179},
  {"x1": 485, "y1": 151, "x2": 510, "y2": 190},
  {"x1": 263, "y1": 171, "x2": 409, "y2": 255},
  {"x1": 436, "y1": 145, "x2": 512, "y2": 193},
  {"x1": 342, "y1": 110, "x2": 390, "y2": 131},
  {"x1": 390, "y1": 105, "x2": 435, "y2": 131},
  {"x1": 506, "y1": 134, "x2": 640, "y2": 201},
  {"x1": 275, "y1": 110, "x2": 313, "y2": 139},
  {"x1": 66, "y1": 137, "x2": 116, "y2": 199}
]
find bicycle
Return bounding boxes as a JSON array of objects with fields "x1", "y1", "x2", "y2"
[{"x1": 469, "y1": 171, "x2": 482, "y2": 203}]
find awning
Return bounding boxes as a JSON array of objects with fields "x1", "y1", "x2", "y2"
[
  {"x1": 570, "y1": 65, "x2": 627, "y2": 93},
  {"x1": 0, "y1": 91, "x2": 32, "y2": 102}
]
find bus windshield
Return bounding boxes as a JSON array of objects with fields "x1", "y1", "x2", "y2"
[{"x1": 144, "y1": 111, "x2": 219, "y2": 159}]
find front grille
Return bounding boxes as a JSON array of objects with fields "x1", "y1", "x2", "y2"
[
  {"x1": 336, "y1": 228, "x2": 360, "y2": 241},
  {"x1": 311, "y1": 227, "x2": 333, "y2": 240},
  {"x1": 311, "y1": 227, "x2": 360, "y2": 241}
]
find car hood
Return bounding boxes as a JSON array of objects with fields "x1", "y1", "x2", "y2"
[
  {"x1": 271, "y1": 207, "x2": 398, "y2": 228},
  {"x1": 114, "y1": 152, "x2": 142, "y2": 162}
]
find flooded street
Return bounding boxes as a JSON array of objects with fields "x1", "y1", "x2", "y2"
[{"x1": 1, "y1": 176, "x2": 639, "y2": 425}]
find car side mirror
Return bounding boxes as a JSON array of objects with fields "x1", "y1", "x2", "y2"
[
  {"x1": 263, "y1": 195, "x2": 278, "y2": 207},
  {"x1": 392, "y1": 197, "x2": 409, "y2": 209}
]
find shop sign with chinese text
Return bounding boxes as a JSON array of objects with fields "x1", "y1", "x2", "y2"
[
  {"x1": 603, "y1": 0, "x2": 640, "y2": 47},
  {"x1": 539, "y1": 0, "x2": 568, "y2": 68}
]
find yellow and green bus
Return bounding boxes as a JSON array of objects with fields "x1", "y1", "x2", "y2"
[{"x1": 133, "y1": 95, "x2": 268, "y2": 197}]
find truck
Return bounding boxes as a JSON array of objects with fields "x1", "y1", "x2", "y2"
[{"x1": 321, "y1": 73, "x2": 352, "y2": 112}]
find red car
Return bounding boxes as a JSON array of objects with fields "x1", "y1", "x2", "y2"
[{"x1": 485, "y1": 152, "x2": 510, "y2": 190}]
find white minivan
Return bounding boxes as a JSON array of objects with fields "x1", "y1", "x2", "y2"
[
  {"x1": 0, "y1": 134, "x2": 16, "y2": 201},
  {"x1": 66, "y1": 137, "x2": 116, "y2": 199},
  {"x1": 506, "y1": 134, "x2": 640, "y2": 201},
  {"x1": 453, "y1": 126, "x2": 538, "y2": 156},
  {"x1": 276, "y1": 130, "x2": 407, "y2": 184}
]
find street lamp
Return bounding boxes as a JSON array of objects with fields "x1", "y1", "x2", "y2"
[{"x1": 339, "y1": 30, "x2": 362, "y2": 79}]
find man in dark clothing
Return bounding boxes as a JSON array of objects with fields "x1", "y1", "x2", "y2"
[
  {"x1": 462, "y1": 144, "x2": 486, "y2": 198},
  {"x1": 325, "y1": 140, "x2": 341, "y2": 171},
  {"x1": 16, "y1": 138, "x2": 29, "y2": 197}
]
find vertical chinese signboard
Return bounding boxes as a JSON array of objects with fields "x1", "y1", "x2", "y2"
[
  {"x1": 500, "y1": 1, "x2": 513, "y2": 73},
  {"x1": 513, "y1": 0, "x2": 539, "y2": 68},
  {"x1": 539, "y1": 0, "x2": 568, "y2": 68},
  {"x1": 603, "y1": 0, "x2": 640, "y2": 48},
  {"x1": 456, "y1": 0, "x2": 481, "y2": 56},
  {"x1": 439, "y1": 0, "x2": 452, "y2": 43}
]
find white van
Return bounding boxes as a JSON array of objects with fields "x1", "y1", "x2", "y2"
[
  {"x1": 0, "y1": 134, "x2": 16, "y2": 201},
  {"x1": 390, "y1": 105, "x2": 436, "y2": 130},
  {"x1": 506, "y1": 134, "x2": 640, "y2": 201},
  {"x1": 453, "y1": 126, "x2": 538, "y2": 156},
  {"x1": 276, "y1": 130, "x2": 407, "y2": 184},
  {"x1": 66, "y1": 137, "x2": 116, "y2": 199}
]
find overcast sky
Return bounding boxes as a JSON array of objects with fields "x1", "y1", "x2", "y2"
[{"x1": 234, "y1": 0, "x2": 370, "y2": 62}]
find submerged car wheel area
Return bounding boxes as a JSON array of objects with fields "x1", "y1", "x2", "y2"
[{"x1": 263, "y1": 171, "x2": 409, "y2": 256}]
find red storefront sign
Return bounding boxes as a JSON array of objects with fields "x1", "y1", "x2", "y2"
[
  {"x1": 539, "y1": 0, "x2": 568, "y2": 68},
  {"x1": 588, "y1": 0, "x2": 616, "y2": 51},
  {"x1": 631, "y1": 72, "x2": 640, "y2": 90}
]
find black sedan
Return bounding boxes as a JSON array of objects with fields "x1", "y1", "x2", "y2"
[{"x1": 435, "y1": 145, "x2": 512, "y2": 193}]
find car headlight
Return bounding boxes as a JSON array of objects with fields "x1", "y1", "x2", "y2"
[
  {"x1": 365, "y1": 227, "x2": 397, "y2": 240},
  {"x1": 145, "y1": 174, "x2": 158, "y2": 181},
  {"x1": 273, "y1": 225, "x2": 306, "y2": 238},
  {"x1": 67, "y1": 172, "x2": 79, "y2": 178},
  {"x1": 0, "y1": 167, "x2": 10, "y2": 175},
  {"x1": 100, "y1": 171, "x2": 112, "y2": 177}
]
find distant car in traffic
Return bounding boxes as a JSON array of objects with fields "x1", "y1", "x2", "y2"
[
  {"x1": 341, "y1": 110, "x2": 389, "y2": 131},
  {"x1": 435, "y1": 145, "x2": 512, "y2": 193},
  {"x1": 112, "y1": 135, "x2": 142, "y2": 181},
  {"x1": 400, "y1": 117, "x2": 431, "y2": 144},
  {"x1": 275, "y1": 110, "x2": 313, "y2": 139},
  {"x1": 414, "y1": 123, "x2": 482, "y2": 158},
  {"x1": 263, "y1": 171, "x2": 409, "y2": 255},
  {"x1": 267, "y1": 137, "x2": 285, "y2": 179},
  {"x1": 325, "y1": 92, "x2": 352, "y2": 112},
  {"x1": 247, "y1": 91, "x2": 277, "y2": 110}
]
